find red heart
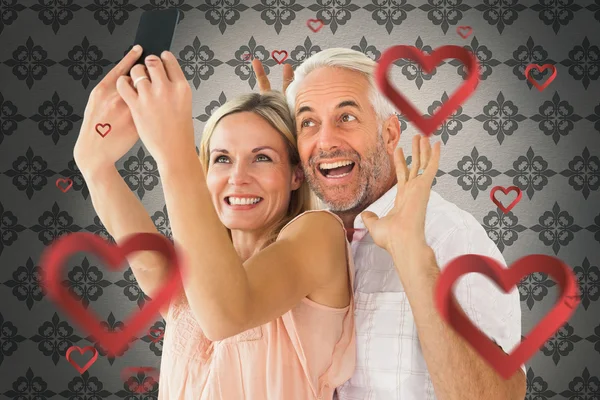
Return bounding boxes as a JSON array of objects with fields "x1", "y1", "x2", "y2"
[
  {"x1": 148, "y1": 327, "x2": 165, "y2": 343},
  {"x1": 457, "y1": 25, "x2": 473, "y2": 39},
  {"x1": 56, "y1": 177, "x2": 73, "y2": 193},
  {"x1": 41, "y1": 232, "x2": 183, "y2": 357},
  {"x1": 66, "y1": 345, "x2": 99, "y2": 374},
  {"x1": 435, "y1": 254, "x2": 579, "y2": 379},
  {"x1": 95, "y1": 123, "x2": 112, "y2": 137},
  {"x1": 242, "y1": 53, "x2": 251, "y2": 61},
  {"x1": 375, "y1": 45, "x2": 479, "y2": 137},
  {"x1": 121, "y1": 366, "x2": 160, "y2": 394},
  {"x1": 271, "y1": 50, "x2": 288, "y2": 65},
  {"x1": 490, "y1": 186, "x2": 522, "y2": 213},
  {"x1": 306, "y1": 18, "x2": 324, "y2": 33},
  {"x1": 524, "y1": 63, "x2": 557, "y2": 92}
]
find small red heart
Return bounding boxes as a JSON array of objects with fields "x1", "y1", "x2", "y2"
[
  {"x1": 242, "y1": 53, "x2": 251, "y2": 61},
  {"x1": 374, "y1": 45, "x2": 479, "y2": 137},
  {"x1": 66, "y1": 345, "x2": 98, "y2": 374},
  {"x1": 121, "y1": 366, "x2": 160, "y2": 394},
  {"x1": 306, "y1": 18, "x2": 324, "y2": 33},
  {"x1": 271, "y1": 50, "x2": 288, "y2": 65},
  {"x1": 56, "y1": 177, "x2": 73, "y2": 193},
  {"x1": 457, "y1": 25, "x2": 473, "y2": 39},
  {"x1": 524, "y1": 63, "x2": 557, "y2": 92},
  {"x1": 148, "y1": 327, "x2": 165, "y2": 343},
  {"x1": 41, "y1": 232, "x2": 184, "y2": 357},
  {"x1": 435, "y1": 254, "x2": 579, "y2": 379},
  {"x1": 490, "y1": 186, "x2": 522, "y2": 213},
  {"x1": 95, "y1": 123, "x2": 112, "y2": 138}
]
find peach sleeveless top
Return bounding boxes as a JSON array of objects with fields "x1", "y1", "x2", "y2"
[{"x1": 158, "y1": 210, "x2": 356, "y2": 400}]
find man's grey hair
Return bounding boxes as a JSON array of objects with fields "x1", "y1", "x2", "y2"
[{"x1": 285, "y1": 48, "x2": 398, "y2": 124}]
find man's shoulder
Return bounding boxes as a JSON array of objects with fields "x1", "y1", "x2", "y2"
[{"x1": 424, "y1": 190, "x2": 487, "y2": 246}]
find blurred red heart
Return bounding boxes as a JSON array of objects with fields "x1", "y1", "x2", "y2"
[
  {"x1": 121, "y1": 366, "x2": 160, "y2": 394},
  {"x1": 148, "y1": 327, "x2": 165, "y2": 343},
  {"x1": 457, "y1": 26, "x2": 473, "y2": 38},
  {"x1": 41, "y1": 232, "x2": 183, "y2": 357},
  {"x1": 307, "y1": 18, "x2": 324, "y2": 32},
  {"x1": 490, "y1": 186, "x2": 522, "y2": 213},
  {"x1": 56, "y1": 177, "x2": 73, "y2": 193},
  {"x1": 375, "y1": 45, "x2": 479, "y2": 137},
  {"x1": 524, "y1": 63, "x2": 557, "y2": 91},
  {"x1": 95, "y1": 123, "x2": 111, "y2": 137},
  {"x1": 66, "y1": 345, "x2": 98, "y2": 374},
  {"x1": 435, "y1": 254, "x2": 579, "y2": 379},
  {"x1": 271, "y1": 50, "x2": 288, "y2": 65}
]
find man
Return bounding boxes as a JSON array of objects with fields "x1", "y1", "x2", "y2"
[{"x1": 254, "y1": 48, "x2": 526, "y2": 400}]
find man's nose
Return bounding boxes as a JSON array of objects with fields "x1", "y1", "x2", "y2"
[
  {"x1": 316, "y1": 120, "x2": 343, "y2": 152},
  {"x1": 228, "y1": 163, "x2": 252, "y2": 185}
]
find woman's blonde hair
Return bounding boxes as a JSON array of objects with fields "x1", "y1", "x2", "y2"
[{"x1": 199, "y1": 91, "x2": 313, "y2": 252}]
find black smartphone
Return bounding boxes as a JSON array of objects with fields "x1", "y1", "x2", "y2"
[{"x1": 129, "y1": 8, "x2": 181, "y2": 73}]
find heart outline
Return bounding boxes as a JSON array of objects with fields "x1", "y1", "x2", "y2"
[
  {"x1": 490, "y1": 186, "x2": 522, "y2": 214},
  {"x1": 524, "y1": 64, "x2": 557, "y2": 92},
  {"x1": 271, "y1": 50, "x2": 288, "y2": 65},
  {"x1": 56, "y1": 177, "x2": 73, "y2": 193},
  {"x1": 435, "y1": 254, "x2": 579, "y2": 379},
  {"x1": 95, "y1": 123, "x2": 112, "y2": 137},
  {"x1": 41, "y1": 232, "x2": 183, "y2": 357},
  {"x1": 66, "y1": 345, "x2": 99, "y2": 374},
  {"x1": 456, "y1": 26, "x2": 473, "y2": 39},
  {"x1": 306, "y1": 18, "x2": 324, "y2": 33},
  {"x1": 374, "y1": 45, "x2": 479, "y2": 137}
]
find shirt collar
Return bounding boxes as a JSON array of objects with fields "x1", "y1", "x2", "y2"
[{"x1": 353, "y1": 183, "x2": 398, "y2": 230}]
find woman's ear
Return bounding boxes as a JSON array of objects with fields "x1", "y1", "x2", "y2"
[{"x1": 291, "y1": 165, "x2": 304, "y2": 191}]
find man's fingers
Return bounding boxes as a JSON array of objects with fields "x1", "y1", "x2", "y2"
[
  {"x1": 108, "y1": 45, "x2": 143, "y2": 82},
  {"x1": 421, "y1": 136, "x2": 431, "y2": 171},
  {"x1": 424, "y1": 141, "x2": 441, "y2": 182},
  {"x1": 409, "y1": 135, "x2": 420, "y2": 179},
  {"x1": 394, "y1": 146, "x2": 408, "y2": 185},
  {"x1": 282, "y1": 63, "x2": 294, "y2": 94},
  {"x1": 253, "y1": 59, "x2": 271, "y2": 93}
]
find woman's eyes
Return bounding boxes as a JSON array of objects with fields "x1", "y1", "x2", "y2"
[{"x1": 214, "y1": 154, "x2": 271, "y2": 163}]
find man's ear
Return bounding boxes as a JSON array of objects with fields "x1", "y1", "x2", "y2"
[
  {"x1": 291, "y1": 165, "x2": 304, "y2": 191},
  {"x1": 382, "y1": 114, "x2": 401, "y2": 155}
]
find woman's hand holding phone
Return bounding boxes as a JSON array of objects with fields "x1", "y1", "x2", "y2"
[{"x1": 74, "y1": 45, "x2": 143, "y2": 176}]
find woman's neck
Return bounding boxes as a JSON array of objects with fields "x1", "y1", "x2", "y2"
[{"x1": 230, "y1": 228, "x2": 269, "y2": 263}]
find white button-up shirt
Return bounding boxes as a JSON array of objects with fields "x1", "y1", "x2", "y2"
[{"x1": 336, "y1": 184, "x2": 524, "y2": 400}]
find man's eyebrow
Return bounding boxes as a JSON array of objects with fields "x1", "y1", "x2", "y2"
[
  {"x1": 337, "y1": 100, "x2": 361, "y2": 111},
  {"x1": 296, "y1": 100, "x2": 361, "y2": 117}
]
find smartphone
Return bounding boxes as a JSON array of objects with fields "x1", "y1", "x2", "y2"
[{"x1": 129, "y1": 8, "x2": 181, "y2": 73}]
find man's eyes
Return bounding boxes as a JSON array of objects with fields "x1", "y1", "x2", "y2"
[{"x1": 301, "y1": 114, "x2": 356, "y2": 128}]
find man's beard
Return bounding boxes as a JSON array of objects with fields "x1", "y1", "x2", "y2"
[{"x1": 303, "y1": 131, "x2": 392, "y2": 212}]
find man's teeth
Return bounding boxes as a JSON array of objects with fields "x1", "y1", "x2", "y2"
[
  {"x1": 319, "y1": 160, "x2": 354, "y2": 170},
  {"x1": 228, "y1": 197, "x2": 262, "y2": 205}
]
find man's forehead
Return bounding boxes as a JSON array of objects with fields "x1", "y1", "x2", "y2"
[{"x1": 295, "y1": 69, "x2": 369, "y2": 113}]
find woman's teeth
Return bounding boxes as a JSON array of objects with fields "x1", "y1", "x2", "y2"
[{"x1": 227, "y1": 197, "x2": 262, "y2": 205}]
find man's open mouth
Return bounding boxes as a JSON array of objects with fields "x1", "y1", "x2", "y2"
[{"x1": 318, "y1": 160, "x2": 356, "y2": 178}]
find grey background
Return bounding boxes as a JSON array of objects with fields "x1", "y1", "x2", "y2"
[{"x1": 0, "y1": 0, "x2": 599, "y2": 398}]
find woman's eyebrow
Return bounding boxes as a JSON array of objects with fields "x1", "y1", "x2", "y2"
[
  {"x1": 210, "y1": 148, "x2": 228, "y2": 154},
  {"x1": 252, "y1": 146, "x2": 276, "y2": 153}
]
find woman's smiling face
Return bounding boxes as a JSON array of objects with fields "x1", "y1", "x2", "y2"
[{"x1": 206, "y1": 111, "x2": 302, "y2": 232}]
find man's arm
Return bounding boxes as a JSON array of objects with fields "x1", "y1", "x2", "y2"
[{"x1": 392, "y1": 239, "x2": 526, "y2": 400}]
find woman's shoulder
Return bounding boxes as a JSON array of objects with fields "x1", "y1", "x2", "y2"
[{"x1": 276, "y1": 210, "x2": 346, "y2": 241}]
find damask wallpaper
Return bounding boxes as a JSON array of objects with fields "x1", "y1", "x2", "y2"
[{"x1": 0, "y1": 0, "x2": 599, "y2": 399}]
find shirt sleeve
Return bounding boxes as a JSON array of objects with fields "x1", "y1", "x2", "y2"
[{"x1": 431, "y1": 222, "x2": 526, "y2": 376}]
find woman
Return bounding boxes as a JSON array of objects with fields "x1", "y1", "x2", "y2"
[{"x1": 74, "y1": 45, "x2": 355, "y2": 399}]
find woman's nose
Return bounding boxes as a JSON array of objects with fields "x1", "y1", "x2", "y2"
[{"x1": 228, "y1": 164, "x2": 252, "y2": 185}]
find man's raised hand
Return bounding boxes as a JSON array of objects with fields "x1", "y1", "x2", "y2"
[{"x1": 252, "y1": 58, "x2": 294, "y2": 94}]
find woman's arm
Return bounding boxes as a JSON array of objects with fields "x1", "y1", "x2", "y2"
[
  {"x1": 82, "y1": 165, "x2": 172, "y2": 316},
  {"x1": 157, "y1": 150, "x2": 349, "y2": 341}
]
